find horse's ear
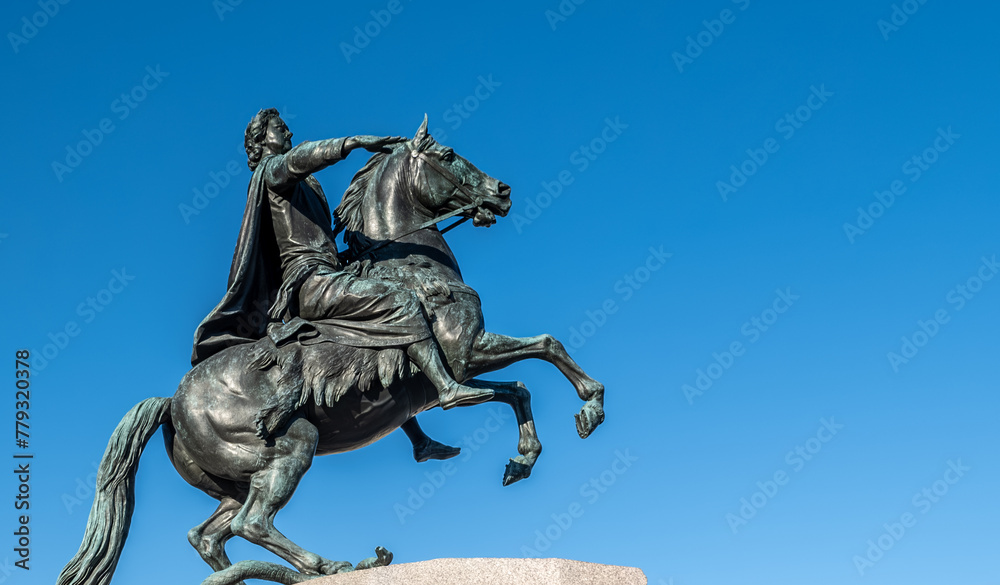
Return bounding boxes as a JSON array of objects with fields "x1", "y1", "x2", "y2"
[{"x1": 414, "y1": 114, "x2": 429, "y2": 142}]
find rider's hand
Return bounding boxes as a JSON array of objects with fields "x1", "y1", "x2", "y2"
[{"x1": 348, "y1": 135, "x2": 407, "y2": 154}]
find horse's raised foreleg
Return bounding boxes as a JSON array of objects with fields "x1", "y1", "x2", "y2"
[
  {"x1": 229, "y1": 418, "x2": 353, "y2": 576},
  {"x1": 189, "y1": 496, "x2": 243, "y2": 574},
  {"x1": 465, "y1": 379, "x2": 542, "y2": 486},
  {"x1": 466, "y1": 332, "x2": 605, "y2": 438}
]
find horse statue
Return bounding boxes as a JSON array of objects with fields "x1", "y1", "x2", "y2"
[{"x1": 56, "y1": 117, "x2": 606, "y2": 585}]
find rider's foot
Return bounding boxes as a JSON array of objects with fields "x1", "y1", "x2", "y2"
[
  {"x1": 438, "y1": 381, "x2": 494, "y2": 410},
  {"x1": 406, "y1": 340, "x2": 492, "y2": 409},
  {"x1": 413, "y1": 438, "x2": 461, "y2": 463}
]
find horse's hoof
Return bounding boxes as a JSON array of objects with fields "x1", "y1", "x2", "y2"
[
  {"x1": 356, "y1": 546, "x2": 393, "y2": 570},
  {"x1": 503, "y1": 457, "x2": 532, "y2": 486},
  {"x1": 575, "y1": 401, "x2": 605, "y2": 439}
]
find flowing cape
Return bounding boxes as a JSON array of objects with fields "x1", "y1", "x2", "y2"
[
  {"x1": 191, "y1": 159, "x2": 282, "y2": 366},
  {"x1": 191, "y1": 152, "x2": 430, "y2": 367}
]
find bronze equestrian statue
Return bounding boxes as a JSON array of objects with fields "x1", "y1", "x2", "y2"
[{"x1": 57, "y1": 113, "x2": 606, "y2": 585}]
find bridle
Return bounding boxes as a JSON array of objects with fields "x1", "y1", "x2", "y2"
[{"x1": 350, "y1": 142, "x2": 485, "y2": 260}]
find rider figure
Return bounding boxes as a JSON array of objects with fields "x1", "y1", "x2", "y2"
[{"x1": 193, "y1": 108, "x2": 492, "y2": 461}]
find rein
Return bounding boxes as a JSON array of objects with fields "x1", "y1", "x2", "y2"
[{"x1": 349, "y1": 143, "x2": 481, "y2": 260}]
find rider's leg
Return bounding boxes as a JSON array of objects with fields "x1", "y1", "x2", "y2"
[
  {"x1": 401, "y1": 418, "x2": 461, "y2": 462},
  {"x1": 297, "y1": 271, "x2": 490, "y2": 409},
  {"x1": 407, "y1": 338, "x2": 494, "y2": 409}
]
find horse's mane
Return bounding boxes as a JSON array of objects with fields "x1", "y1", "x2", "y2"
[
  {"x1": 333, "y1": 135, "x2": 435, "y2": 255},
  {"x1": 333, "y1": 150, "x2": 388, "y2": 251}
]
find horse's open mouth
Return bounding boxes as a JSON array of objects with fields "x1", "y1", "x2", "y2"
[
  {"x1": 472, "y1": 207, "x2": 496, "y2": 227},
  {"x1": 472, "y1": 197, "x2": 510, "y2": 226}
]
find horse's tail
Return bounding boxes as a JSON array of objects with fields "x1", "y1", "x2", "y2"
[{"x1": 56, "y1": 396, "x2": 172, "y2": 585}]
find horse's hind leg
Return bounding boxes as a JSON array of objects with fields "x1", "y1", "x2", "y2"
[
  {"x1": 166, "y1": 422, "x2": 248, "y2": 576},
  {"x1": 466, "y1": 332, "x2": 605, "y2": 438},
  {"x1": 189, "y1": 496, "x2": 242, "y2": 572},
  {"x1": 465, "y1": 379, "x2": 541, "y2": 486},
  {"x1": 229, "y1": 418, "x2": 353, "y2": 576}
]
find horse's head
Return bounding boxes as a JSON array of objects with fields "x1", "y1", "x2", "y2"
[
  {"x1": 403, "y1": 115, "x2": 511, "y2": 227},
  {"x1": 334, "y1": 116, "x2": 512, "y2": 256}
]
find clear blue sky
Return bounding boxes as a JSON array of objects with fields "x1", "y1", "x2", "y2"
[{"x1": 2, "y1": 1, "x2": 998, "y2": 584}]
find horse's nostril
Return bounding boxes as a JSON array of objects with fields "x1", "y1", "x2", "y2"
[{"x1": 498, "y1": 182, "x2": 511, "y2": 197}]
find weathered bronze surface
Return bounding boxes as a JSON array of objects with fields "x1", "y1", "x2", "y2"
[{"x1": 57, "y1": 113, "x2": 605, "y2": 585}]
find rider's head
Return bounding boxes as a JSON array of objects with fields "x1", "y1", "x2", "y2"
[{"x1": 245, "y1": 108, "x2": 292, "y2": 169}]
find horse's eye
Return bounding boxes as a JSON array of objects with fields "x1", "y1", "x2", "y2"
[{"x1": 441, "y1": 150, "x2": 455, "y2": 162}]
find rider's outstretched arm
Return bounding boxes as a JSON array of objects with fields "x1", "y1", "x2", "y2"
[
  {"x1": 263, "y1": 138, "x2": 347, "y2": 189},
  {"x1": 264, "y1": 135, "x2": 405, "y2": 190}
]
